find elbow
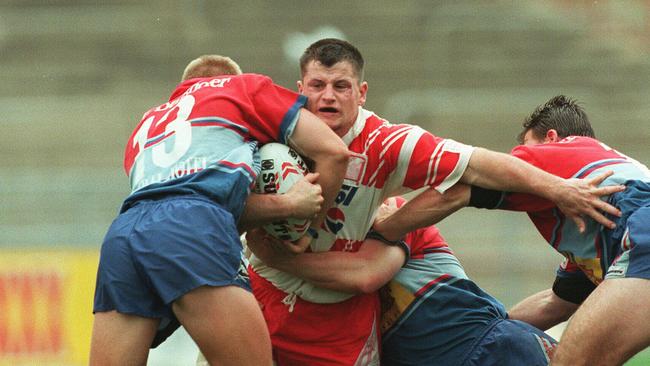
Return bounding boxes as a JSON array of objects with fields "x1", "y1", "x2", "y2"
[
  {"x1": 311, "y1": 143, "x2": 349, "y2": 173},
  {"x1": 441, "y1": 184, "x2": 471, "y2": 209},
  {"x1": 352, "y1": 275, "x2": 386, "y2": 294},
  {"x1": 332, "y1": 144, "x2": 351, "y2": 168}
]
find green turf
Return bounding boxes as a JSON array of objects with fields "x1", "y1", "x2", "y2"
[{"x1": 625, "y1": 348, "x2": 650, "y2": 365}]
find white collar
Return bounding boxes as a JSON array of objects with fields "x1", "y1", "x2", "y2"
[{"x1": 341, "y1": 107, "x2": 371, "y2": 146}]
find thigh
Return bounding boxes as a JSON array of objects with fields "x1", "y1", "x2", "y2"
[
  {"x1": 90, "y1": 310, "x2": 159, "y2": 366},
  {"x1": 173, "y1": 285, "x2": 272, "y2": 366},
  {"x1": 553, "y1": 278, "x2": 650, "y2": 366}
]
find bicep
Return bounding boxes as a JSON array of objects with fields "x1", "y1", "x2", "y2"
[{"x1": 287, "y1": 109, "x2": 345, "y2": 160}]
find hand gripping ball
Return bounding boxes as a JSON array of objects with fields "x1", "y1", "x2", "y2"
[{"x1": 254, "y1": 143, "x2": 311, "y2": 241}]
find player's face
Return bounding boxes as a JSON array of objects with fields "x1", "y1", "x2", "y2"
[{"x1": 298, "y1": 60, "x2": 368, "y2": 137}]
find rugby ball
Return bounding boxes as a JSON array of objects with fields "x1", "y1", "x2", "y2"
[{"x1": 254, "y1": 143, "x2": 311, "y2": 241}]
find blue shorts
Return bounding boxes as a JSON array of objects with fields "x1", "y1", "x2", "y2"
[
  {"x1": 606, "y1": 181, "x2": 650, "y2": 280},
  {"x1": 93, "y1": 195, "x2": 249, "y2": 321},
  {"x1": 606, "y1": 206, "x2": 650, "y2": 280},
  {"x1": 462, "y1": 319, "x2": 557, "y2": 366}
]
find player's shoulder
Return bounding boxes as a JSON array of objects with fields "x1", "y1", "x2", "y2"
[
  {"x1": 361, "y1": 110, "x2": 420, "y2": 137},
  {"x1": 238, "y1": 73, "x2": 274, "y2": 85},
  {"x1": 511, "y1": 136, "x2": 600, "y2": 158}
]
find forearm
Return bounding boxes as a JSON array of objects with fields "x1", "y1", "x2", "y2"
[
  {"x1": 264, "y1": 241, "x2": 404, "y2": 294},
  {"x1": 288, "y1": 109, "x2": 349, "y2": 228},
  {"x1": 462, "y1": 148, "x2": 562, "y2": 201},
  {"x1": 375, "y1": 184, "x2": 470, "y2": 241},
  {"x1": 239, "y1": 193, "x2": 295, "y2": 232},
  {"x1": 508, "y1": 288, "x2": 578, "y2": 331}
]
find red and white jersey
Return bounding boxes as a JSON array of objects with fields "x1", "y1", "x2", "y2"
[{"x1": 250, "y1": 107, "x2": 474, "y2": 303}]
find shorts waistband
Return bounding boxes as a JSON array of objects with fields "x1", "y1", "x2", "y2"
[{"x1": 123, "y1": 194, "x2": 220, "y2": 211}]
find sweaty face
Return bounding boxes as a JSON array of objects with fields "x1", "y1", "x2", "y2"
[{"x1": 298, "y1": 60, "x2": 368, "y2": 137}]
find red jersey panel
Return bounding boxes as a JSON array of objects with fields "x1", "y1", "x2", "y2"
[
  {"x1": 120, "y1": 74, "x2": 306, "y2": 217},
  {"x1": 499, "y1": 136, "x2": 650, "y2": 283}
]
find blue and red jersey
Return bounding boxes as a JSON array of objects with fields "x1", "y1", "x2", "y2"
[
  {"x1": 121, "y1": 74, "x2": 306, "y2": 219},
  {"x1": 497, "y1": 136, "x2": 650, "y2": 283},
  {"x1": 382, "y1": 224, "x2": 509, "y2": 364}
]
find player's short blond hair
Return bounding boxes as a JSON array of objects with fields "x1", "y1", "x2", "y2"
[{"x1": 181, "y1": 55, "x2": 242, "y2": 81}]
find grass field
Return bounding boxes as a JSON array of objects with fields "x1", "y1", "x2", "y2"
[{"x1": 626, "y1": 348, "x2": 650, "y2": 365}]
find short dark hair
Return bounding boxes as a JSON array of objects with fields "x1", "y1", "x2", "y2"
[
  {"x1": 519, "y1": 95, "x2": 595, "y2": 143},
  {"x1": 299, "y1": 38, "x2": 365, "y2": 81}
]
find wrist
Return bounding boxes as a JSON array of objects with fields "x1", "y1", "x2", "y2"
[
  {"x1": 275, "y1": 194, "x2": 297, "y2": 217},
  {"x1": 365, "y1": 230, "x2": 410, "y2": 266},
  {"x1": 374, "y1": 221, "x2": 403, "y2": 242}
]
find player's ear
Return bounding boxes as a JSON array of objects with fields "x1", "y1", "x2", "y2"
[
  {"x1": 297, "y1": 80, "x2": 304, "y2": 93},
  {"x1": 358, "y1": 81, "x2": 368, "y2": 106},
  {"x1": 545, "y1": 129, "x2": 559, "y2": 143}
]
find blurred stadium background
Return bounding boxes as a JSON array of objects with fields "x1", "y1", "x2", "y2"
[{"x1": 1, "y1": 0, "x2": 649, "y2": 364}]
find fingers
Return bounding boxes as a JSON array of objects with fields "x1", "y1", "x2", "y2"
[
  {"x1": 570, "y1": 215, "x2": 587, "y2": 234},
  {"x1": 569, "y1": 202, "x2": 618, "y2": 231},
  {"x1": 245, "y1": 228, "x2": 266, "y2": 245},
  {"x1": 285, "y1": 234, "x2": 312, "y2": 254},
  {"x1": 304, "y1": 172, "x2": 320, "y2": 183},
  {"x1": 593, "y1": 184, "x2": 625, "y2": 197},
  {"x1": 593, "y1": 198, "x2": 622, "y2": 218},
  {"x1": 589, "y1": 210, "x2": 617, "y2": 230},
  {"x1": 588, "y1": 170, "x2": 614, "y2": 186}
]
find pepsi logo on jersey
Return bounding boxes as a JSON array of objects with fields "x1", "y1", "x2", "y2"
[{"x1": 324, "y1": 207, "x2": 346, "y2": 234}]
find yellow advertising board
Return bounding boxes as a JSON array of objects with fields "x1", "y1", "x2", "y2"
[{"x1": 0, "y1": 248, "x2": 98, "y2": 366}]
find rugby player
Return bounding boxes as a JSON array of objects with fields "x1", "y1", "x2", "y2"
[
  {"x1": 90, "y1": 54, "x2": 348, "y2": 366},
  {"x1": 244, "y1": 39, "x2": 623, "y2": 365},
  {"x1": 375, "y1": 95, "x2": 650, "y2": 365}
]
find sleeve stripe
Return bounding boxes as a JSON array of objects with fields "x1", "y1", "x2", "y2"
[
  {"x1": 385, "y1": 126, "x2": 425, "y2": 194},
  {"x1": 367, "y1": 160, "x2": 386, "y2": 186},
  {"x1": 379, "y1": 126, "x2": 412, "y2": 159},
  {"x1": 364, "y1": 127, "x2": 383, "y2": 154},
  {"x1": 426, "y1": 140, "x2": 446, "y2": 186},
  {"x1": 278, "y1": 94, "x2": 307, "y2": 144}
]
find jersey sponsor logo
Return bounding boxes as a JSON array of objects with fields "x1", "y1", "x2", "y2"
[
  {"x1": 154, "y1": 77, "x2": 232, "y2": 112},
  {"x1": 133, "y1": 157, "x2": 207, "y2": 192},
  {"x1": 336, "y1": 184, "x2": 359, "y2": 207},
  {"x1": 345, "y1": 153, "x2": 366, "y2": 185},
  {"x1": 324, "y1": 184, "x2": 358, "y2": 234},
  {"x1": 325, "y1": 207, "x2": 346, "y2": 234}
]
